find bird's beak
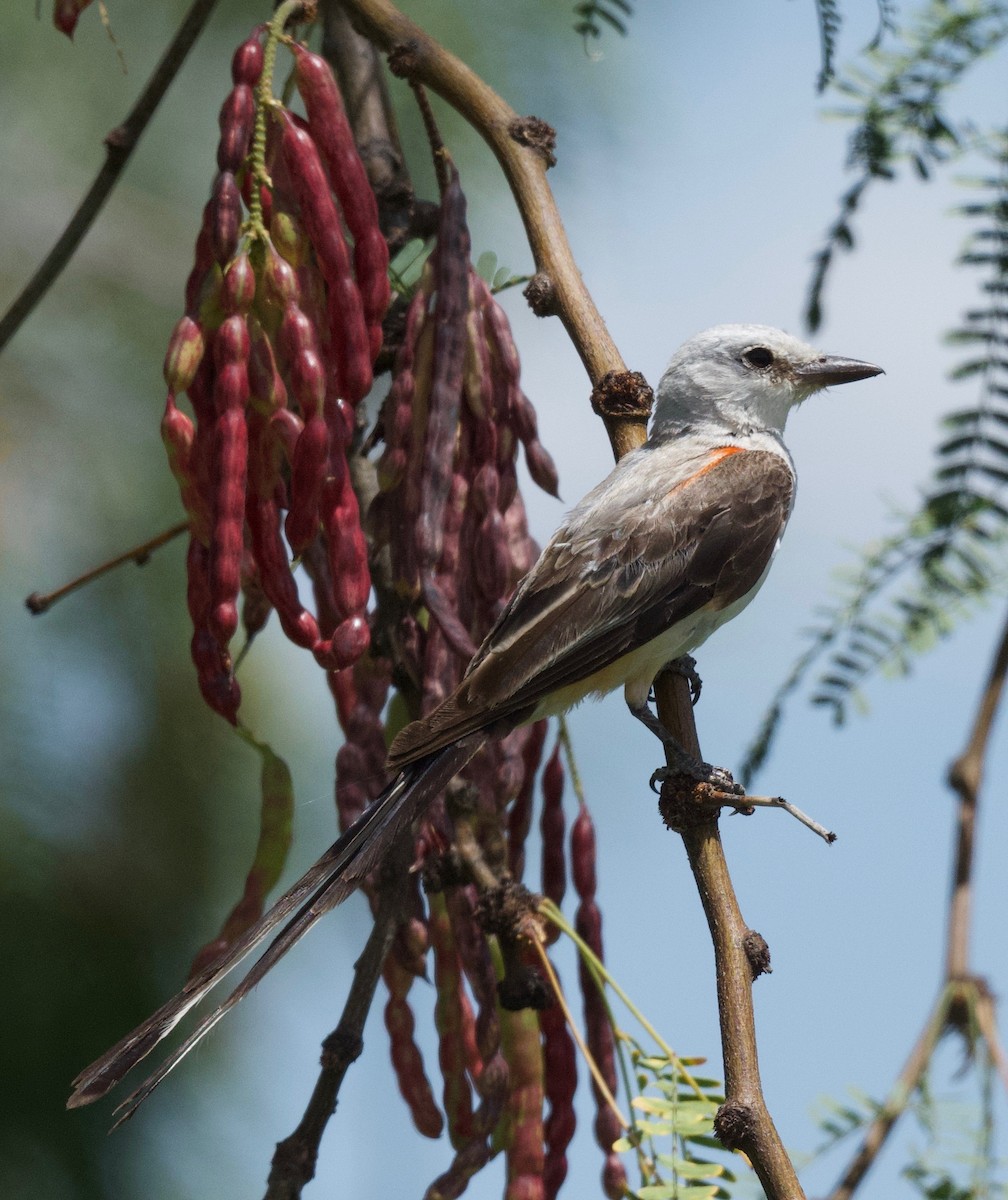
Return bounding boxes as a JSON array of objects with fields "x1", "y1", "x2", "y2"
[{"x1": 795, "y1": 354, "x2": 884, "y2": 388}]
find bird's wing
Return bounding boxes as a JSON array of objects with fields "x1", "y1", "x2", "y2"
[{"x1": 388, "y1": 447, "x2": 794, "y2": 767}]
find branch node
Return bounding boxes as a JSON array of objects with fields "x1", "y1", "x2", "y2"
[
  {"x1": 742, "y1": 929, "x2": 772, "y2": 980},
  {"x1": 523, "y1": 271, "x2": 557, "y2": 317},
  {"x1": 507, "y1": 116, "x2": 557, "y2": 167},
  {"x1": 387, "y1": 39, "x2": 422, "y2": 78},
  {"x1": 590, "y1": 370, "x2": 653, "y2": 426},
  {"x1": 713, "y1": 1099, "x2": 756, "y2": 1150},
  {"x1": 320, "y1": 1027, "x2": 364, "y2": 1071}
]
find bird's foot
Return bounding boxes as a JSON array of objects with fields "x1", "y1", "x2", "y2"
[
  {"x1": 649, "y1": 758, "x2": 744, "y2": 798},
  {"x1": 648, "y1": 655, "x2": 703, "y2": 707}
]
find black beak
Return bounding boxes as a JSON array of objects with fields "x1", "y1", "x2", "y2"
[{"x1": 795, "y1": 354, "x2": 884, "y2": 388}]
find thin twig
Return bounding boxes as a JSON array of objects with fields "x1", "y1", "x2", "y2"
[
  {"x1": 25, "y1": 520, "x2": 189, "y2": 615},
  {"x1": 738, "y1": 795, "x2": 837, "y2": 844},
  {"x1": 0, "y1": 0, "x2": 221, "y2": 353},
  {"x1": 825, "y1": 989, "x2": 951, "y2": 1200},
  {"x1": 263, "y1": 883, "x2": 401, "y2": 1200},
  {"x1": 531, "y1": 934, "x2": 630, "y2": 1129}
]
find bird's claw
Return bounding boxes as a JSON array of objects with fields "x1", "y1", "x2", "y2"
[{"x1": 650, "y1": 760, "x2": 745, "y2": 798}]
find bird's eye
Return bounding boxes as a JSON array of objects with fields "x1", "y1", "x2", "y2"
[{"x1": 742, "y1": 346, "x2": 775, "y2": 370}]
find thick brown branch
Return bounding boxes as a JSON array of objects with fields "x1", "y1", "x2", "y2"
[
  {"x1": 0, "y1": 0, "x2": 221, "y2": 354},
  {"x1": 654, "y1": 671, "x2": 805, "y2": 1199},
  {"x1": 337, "y1": 0, "x2": 641, "y2": 459}
]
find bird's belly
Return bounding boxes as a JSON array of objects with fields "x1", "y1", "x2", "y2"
[{"x1": 530, "y1": 561, "x2": 774, "y2": 720}]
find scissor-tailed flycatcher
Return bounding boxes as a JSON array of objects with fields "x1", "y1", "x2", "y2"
[{"x1": 69, "y1": 324, "x2": 882, "y2": 1116}]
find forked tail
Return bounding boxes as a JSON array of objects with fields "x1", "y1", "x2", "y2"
[{"x1": 68, "y1": 735, "x2": 484, "y2": 1123}]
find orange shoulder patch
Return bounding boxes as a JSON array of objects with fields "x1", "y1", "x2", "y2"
[{"x1": 669, "y1": 445, "x2": 745, "y2": 494}]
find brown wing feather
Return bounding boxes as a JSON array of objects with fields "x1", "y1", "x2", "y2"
[{"x1": 388, "y1": 450, "x2": 793, "y2": 769}]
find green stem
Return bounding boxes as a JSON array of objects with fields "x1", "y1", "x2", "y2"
[
  {"x1": 540, "y1": 898, "x2": 708, "y2": 1102},
  {"x1": 246, "y1": 0, "x2": 310, "y2": 237}
]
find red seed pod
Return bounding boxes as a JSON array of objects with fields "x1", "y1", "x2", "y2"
[
  {"x1": 222, "y1": 252, "x2": 256, "y2": 315},
  {"x1": 217, "y1": 84, "x2": 256, "y2": 174},
  {"x1": 269, "y1": 407, "x2": 304, "y2": 461},
  {"x1": 191, "y1": 628, "x2": 242, "y2": 723},
  {"x1": 54, "y1": 0, "x2": 94, "y2": 39},
  {"x1": 289, "y1": 346, "x2": 326, "y2": 419},
  {"x1": 292, "y1": 45, "x2": 392, "y2": 342},
  {"x1": 500, "y1": 1004, "x2": 547, "y2": 1200},
  {"x1": 209, "y1": 171, "x2": 243, "y2": 267},
  {"x1": 474, "y1": 511, "x2": 511, "y2": 604},
  {"x1": 278, "y1": 303, "x2": 318, "y2": 370},
  {"x1": 258, "y1": 242, "x2": 301, "y2": 322},
  {"x1": 429, "y1": 891, "x2": 477, "y2": 1150},
  {"x1": 571, "y1": 800, "x2": 597, "y2": 900},
  {"x1": 209, "y1": 408, "x2": 248, "y2": 645},
  {"x1": 417, "y1": 170, "x2": 470, "y2": 574},
  {"x1": 328, "y1": 667, "x2": 357, "y2": 732},
  {"x1": 540, "y1": 742, "x2": 566, "y2": 906},
  {"x1": 184, "y1": 218, "x2": 216, "y2": 318},
  {"x1": 327, "y1": 275, "x2": 373, "y2": 405},
  {"x1": 541, "y1": 993, "x2": 577, "y2": 1200},
  {"x1": 507, "y1": 719, "x2": 548, "y2": 880},
  {"x1": 291, "y1": 47, "x2": 372, "y2": 236},
  {"x1": 187, "y1": 538, "x2": 241, "y2": 722},
  {"x1": 354, "y1": 225, "x2": 391, "y2": 338},
  {"x1": 277, "y1": 114, "x2": 350, "y2": 280},
  {"x1": 161, "y1": 394, "x2": 211, "y2": 543},
  {"x1": 246, "y1": 495, "x2": 320, "y2": 650},
  {"x1": 230, "y1": 29, "x2": 264, "y2": 86},
  {"x1": 322, "y1": 471, "x2": 371, "y2": 615},
  {"x1": 247, "y1": 319, "x2": 288, "y2": 414},
  {"x1": 313, "y1": 615, "x2": 370, "y2": 671},
  {"x1": 384, "y1": 956, "x2": 444, "y2": 1139},
  {"x1": 470, "y1": 463, "x2": 499, "y2": 518},
  {"x1": 163, "y1": 316, "x2": 206, "y2": 395},
  {"x1": 277, "y1": 111, "x2": 371, "y2": 392},
  {"x1": 214, "y1": 313, "x2": 251, "y2": 375},
  {"x1": 524, "y1": 438, "x2": 560, "y2": 500},
  {"x1": 240, "y1": 553, "x2": 272, "y2": 642},
  {"x1": 284, "y1": 414, "x2": 329, "y2": 554}
]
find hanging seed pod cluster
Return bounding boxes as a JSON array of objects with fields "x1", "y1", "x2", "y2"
[{"x1": 160, "y1": 19, "x2": 389, "y2": 722}]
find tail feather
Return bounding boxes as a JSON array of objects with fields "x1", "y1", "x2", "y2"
[{"x1": 68, "y1": 737, "x2": 483, "y2": 1117}]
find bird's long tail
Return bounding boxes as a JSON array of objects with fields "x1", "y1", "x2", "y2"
[{"x1": 68, "y1": 735, "x2": 484, "y2": 1123}]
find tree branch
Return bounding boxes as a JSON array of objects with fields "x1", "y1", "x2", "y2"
[
  {"x1": 337, "y1": 0, "x2": 647, "y2": 460},
  {"x1": 0, "y1": 0, "x2": 221, "y2": 354},
  {"x1": 263, "y1": 878, "x2": 402, "y2": 1200},
  {"x1": 655, "y1": 671, "x2": 806, "y2": 1199}
]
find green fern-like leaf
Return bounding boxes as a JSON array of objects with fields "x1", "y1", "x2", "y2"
[
  {"x1": 806, "y1": 2, "x2": 1008, "y2": 330},
  {"x1": 573, "y1": 0, "x2": 633, "y2": 44},
  {"x1": 743, "y1": 137, "x2": 1008, "y2": 784}
]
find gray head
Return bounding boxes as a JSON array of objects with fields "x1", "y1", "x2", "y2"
[{"x1": 651, "y1": 324, "x2": 883, "y2": 440}]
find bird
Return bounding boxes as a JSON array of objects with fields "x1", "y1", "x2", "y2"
[{"x1": 68, "y1": 323, "x2": 883, "y2": 1118}]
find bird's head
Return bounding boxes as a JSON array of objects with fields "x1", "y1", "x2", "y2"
[{"x1": 651, "y1": 324, "x2": 883, "y2": 440}]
